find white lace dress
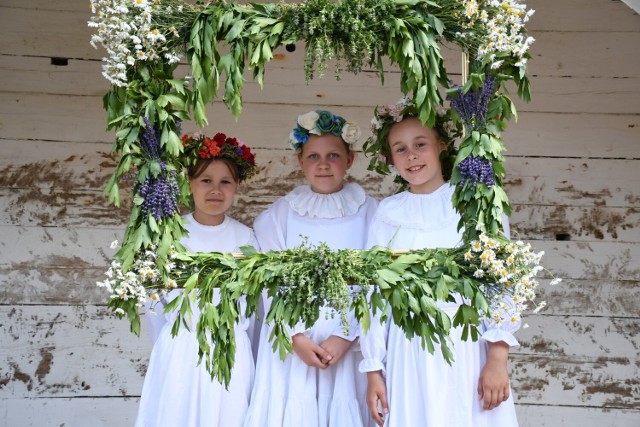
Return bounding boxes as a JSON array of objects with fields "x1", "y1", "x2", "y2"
[
  {"x1": 360, "y1": 183, "x2": 520, "y2": 427},
  {"x1": 135, "y1": 214, "x2": 258, "y2": 427},
  {"x1": 243, "y1": 183, "x2": 378, "y2": 427}
]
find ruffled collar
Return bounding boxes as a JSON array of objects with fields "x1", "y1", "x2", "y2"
[
  {"x1": 285, "y1": 182, "x2": 367, "y2": 219},
  {"x1": 375, "y1": 183, "x2": 459, "y2": 232}
]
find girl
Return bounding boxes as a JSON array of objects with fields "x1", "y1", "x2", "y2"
[
  {"x1": 243, "y1": 110, "x2": 378, "y2": 427},
  {"x1": 360, "y1": 99, "x2": 519, "y2": 427},
  {"x1": 135, "y1": 132, "x2": 259, "y2": 427}
]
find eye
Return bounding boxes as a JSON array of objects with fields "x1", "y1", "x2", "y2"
[
  {"x1": 220, "y1": 179, "x2": 232, "y2": 185},
  {"x1": 394, "y1": 146, "x2": 406, "y2": 153},
  {"x1": 328, "y1": 153, "x2": 340, "y2": 159},
  {"x1": 307, "y1": 153, "x2": 319, "y2": 160},
  {"x1": 201, "y1": 178, "x2": 211, "y2": 184}
]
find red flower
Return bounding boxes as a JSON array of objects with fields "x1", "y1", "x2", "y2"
[
  {"x1": 241, "y1": 145, "x2": 253, "y2": 161},
  {"x1": 213, "y1": 133, "x2": 227, "y2": 144},
  {"x1": 181, "y1": 134, "x2": 190, "y2": 145},
  {"x1": 209, "y1": 145, "x2": 221, "y2": 156},
  {"x1": 229, "y1": 137, "x2": 239, "y2": 147},
  {"x1": 198, "y1": 149, "x2": 209, "y2": 159}
]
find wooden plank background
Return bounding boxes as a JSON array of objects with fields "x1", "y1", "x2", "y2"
[{"x1": 1, "y1": 0, "x2": 639, "y2": 425}]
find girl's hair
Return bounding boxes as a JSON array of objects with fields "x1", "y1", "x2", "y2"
[
  {"x1": 364, "y1": 98, "x2": 462, "y2": 185},
  {"x1": 298, "y1": 133, "x2": 353, "y2": 154},
  {"x1": 187, "y1": 157, "x2": 240, "y2": 181}
]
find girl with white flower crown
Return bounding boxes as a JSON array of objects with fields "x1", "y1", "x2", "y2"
[
  {"x1": 135, "y1": 132, "x2": 259, "y2": 427},
  {"x1": 243, "y1": 110, "x2": 378, "y2": 427},
  {"x1": 360, "y1": 98, "x2": 520, "y2": 427}
]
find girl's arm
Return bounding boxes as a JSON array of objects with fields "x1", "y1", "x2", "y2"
[
  {"x1": 366, "y1": 371, "x2": 388, "y2": 426},
  {"x1": 478, "y1": 341, "x2": 511, "y2": 410}
]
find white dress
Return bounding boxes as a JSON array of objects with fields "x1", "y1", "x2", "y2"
[
  {"x1": 360, "y1": 183, "x2": 520, "y2": 427},
  {"x1": 243, "y1": 183, "x2": 378, "y2": 427},
  {"x1": 135, "y1": 213, "x2": 258, "y2": 427}
]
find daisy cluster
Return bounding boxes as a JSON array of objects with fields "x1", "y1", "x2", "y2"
[
  {"x1": 461, "y1": 0, "x2": 535, "y2": 70},
  {"x1": 463, "y1": 233, "x2": 560, "y2": 327},
  {"x1": 97, "y1": 242, "x2": 184, "y2": 314},
  {"x1": 88, "y1": 0, "x2": 183, "y2": 86}
]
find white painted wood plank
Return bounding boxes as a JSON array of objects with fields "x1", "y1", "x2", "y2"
[
  {"x1": 516, "y1": 404, "x2": 640, "y2": 427},
  {"x1": 1, "y1": 397, "x2": 139, "y2": 427},
  {"x1": 3, "y1": 54, "x2": 639, "y2": 115},
  {"x1": 2, "y1": 305, "x2": 638, "y2": 408},
  {"x1": 532, "y1": 239, "x2": 640, "y2": 281},
  {"x1": 2, "y1": 89, "x2": 638, "y2": 159},
  {"x1": 505, "y1": 157, "x2": 640, "y2": 209},
  {"x1": 511, "y1": 354, "x2": 639, "y2": 409},
  {"x1": 515, "y1": 315, "x2": 640, "y2": 359},
  {"x1": 510, "y1": 205, "x2": 640, "y2": 243},
  {"x1": 534, "y1": 278, "x2": 640, "y2": 318},
  {"x1": 0, "y1": 305, "x2": 151, "y2": 398},
  {"x1": 2, "y1": 5, "x2": 639, "y2": 78},
  {"x1": 1, "y1": 225, "x2": 638, "y2": 318}
]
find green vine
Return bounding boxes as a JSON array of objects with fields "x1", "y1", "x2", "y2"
[{"x1": 89, "y1": 0, "x2": 548, "y2": 386}]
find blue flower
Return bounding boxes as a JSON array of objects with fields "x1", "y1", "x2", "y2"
[{"x1": 293, "y1": 125, "x2": 309, "y2": 144}]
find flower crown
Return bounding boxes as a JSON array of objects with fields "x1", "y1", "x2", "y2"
[
  {"x1": 181, "y1": 132, "x2": 258, "y2": 181},
  {"x1": 289, "y1": 110, "x2": 362, "y2": 150},
  {"x1": 363, "y1": 97, "x2": 462, "y2": 181}
]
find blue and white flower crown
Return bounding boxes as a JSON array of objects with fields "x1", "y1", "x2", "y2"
[{"x1": 288, "y1": 110, "x2": 361, "y2": 150}]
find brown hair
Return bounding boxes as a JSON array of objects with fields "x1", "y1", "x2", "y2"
[{"x1": 187, "y1": 157, "x2": 240, "y2": 181}]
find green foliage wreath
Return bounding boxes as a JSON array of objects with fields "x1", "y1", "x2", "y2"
[{"x1": 90, "y1": 0, "x2": 552, "y2": 386}]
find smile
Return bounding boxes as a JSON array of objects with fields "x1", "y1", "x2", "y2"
[{"x1": 406, "y1": 165, "x2": 424, "y2": 172}]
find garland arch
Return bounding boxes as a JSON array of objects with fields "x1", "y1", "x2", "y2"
[{"x1": 90, "y1": 0, "x2": 552, "y2": 386}]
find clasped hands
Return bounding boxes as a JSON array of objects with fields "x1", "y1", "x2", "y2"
[{"x1": 291, "y1": 333, "x2": 354, "y2": 369}]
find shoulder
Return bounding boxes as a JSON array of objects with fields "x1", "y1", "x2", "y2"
[{"x1": 225, "y1": 217, "x2": 255, "y2": 245}]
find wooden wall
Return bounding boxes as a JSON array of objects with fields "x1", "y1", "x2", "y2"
[{"x1": 1, "y1": 0, "x2": 639, "y2": 425}]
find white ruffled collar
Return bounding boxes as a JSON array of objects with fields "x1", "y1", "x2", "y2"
[
  {"x1": 375, "y1": 183, "x2": 459, "y2": 232},
  {"x1": 285, "y1": 182, "x2": 367, "y2": 219}
]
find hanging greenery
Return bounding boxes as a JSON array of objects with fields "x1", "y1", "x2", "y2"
[{"x1": 89, "y1": 0, "x2": 552, "y2": 386}]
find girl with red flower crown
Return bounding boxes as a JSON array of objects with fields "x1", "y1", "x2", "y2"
[{"x1": 135, "y1": 132, "x2": 259, "y2": 427}]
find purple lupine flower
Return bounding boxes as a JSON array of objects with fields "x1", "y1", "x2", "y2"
[
  {"x1": 449, "y1": 74, "x2": 497, "y2": 131},
  {"x1": 458, "y1": 155, "x2": 495, "y2": 188},
  {"x1": 139, "y1": 117, "x2": 167, "y2": 171},
  {"x1": 136, "y1": 170, "x2": 180, "y2": 222}
]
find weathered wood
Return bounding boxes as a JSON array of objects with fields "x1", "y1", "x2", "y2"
[
  {"x1": 1, "y1": 397, "x2": 139, "y2": 427},
  {"x1": 516, "y1": 405, "x2": 640, "y2": 427},
  {"x1": 515, "y1": 315, "x2": 640, "y2": 358},
  {"x1": 2, "y1": 90, "x2": 639, "y2": 159},
  {"x1": 511, "y1": 354, "x2": 639, "y2": 409},
  {"x1": 3, "y1": 54, "x2": 639, "y2": 116},
  {"x1": 510, "y1": 205, "x2": 640, "y2": 242},
  {"x1": 2, "y1": 4, "x2": 640, "y2": 78},
  {"x1": 2, "y1": 305, "x2": 638, "y2": 409},
  {"x1": 534, "y1": 278, "x2": 640, "y2": 318},
  {"x1": 0, "y1": 305, "x2": 151, "y2": 398}
]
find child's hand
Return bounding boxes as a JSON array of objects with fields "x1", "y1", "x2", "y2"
[
  {"x1": 319, "y1": 335, "x2": 353, "y2": 365},
  {"x1": 478, "y1": 341, "x2": 510, "y2": 410},
  {"x1": 366, "y1": 371, "x2": 388, "y2": 426},
  {"x1": 291, "y1": 333, "x2": 331, "y2": 369}
]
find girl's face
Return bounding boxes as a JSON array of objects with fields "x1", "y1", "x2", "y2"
[
  {"x1": 388, "y1": 117, "x2": 446, "y2": 194},
  {"x1": 298, "y1": 133, "x2": 355, "y2": 194},
  {"x1": 189, "y1": 160, "x2": 239, "y2": 226}
]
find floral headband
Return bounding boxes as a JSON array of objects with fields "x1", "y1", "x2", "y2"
[
  {"x1": 181, "y1": 132, "x2": 258, "y2": 181},
  {"x1": 288, "y1": 110, "x2": 362, "y2": 150},
  {"x1": 363, "y1": 97, "x2": 462, "y2": 180}
]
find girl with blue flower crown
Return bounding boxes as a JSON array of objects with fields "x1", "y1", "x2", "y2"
[
  {"x1": 359, "y1": 98, "x2": 520, "y2": 427},
  {"x1": 136, "y1": 132, "x2": 259, "y2": 427},
  {"x1": 243, "y1": 110, "x2": 378, "y2": 427}
]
